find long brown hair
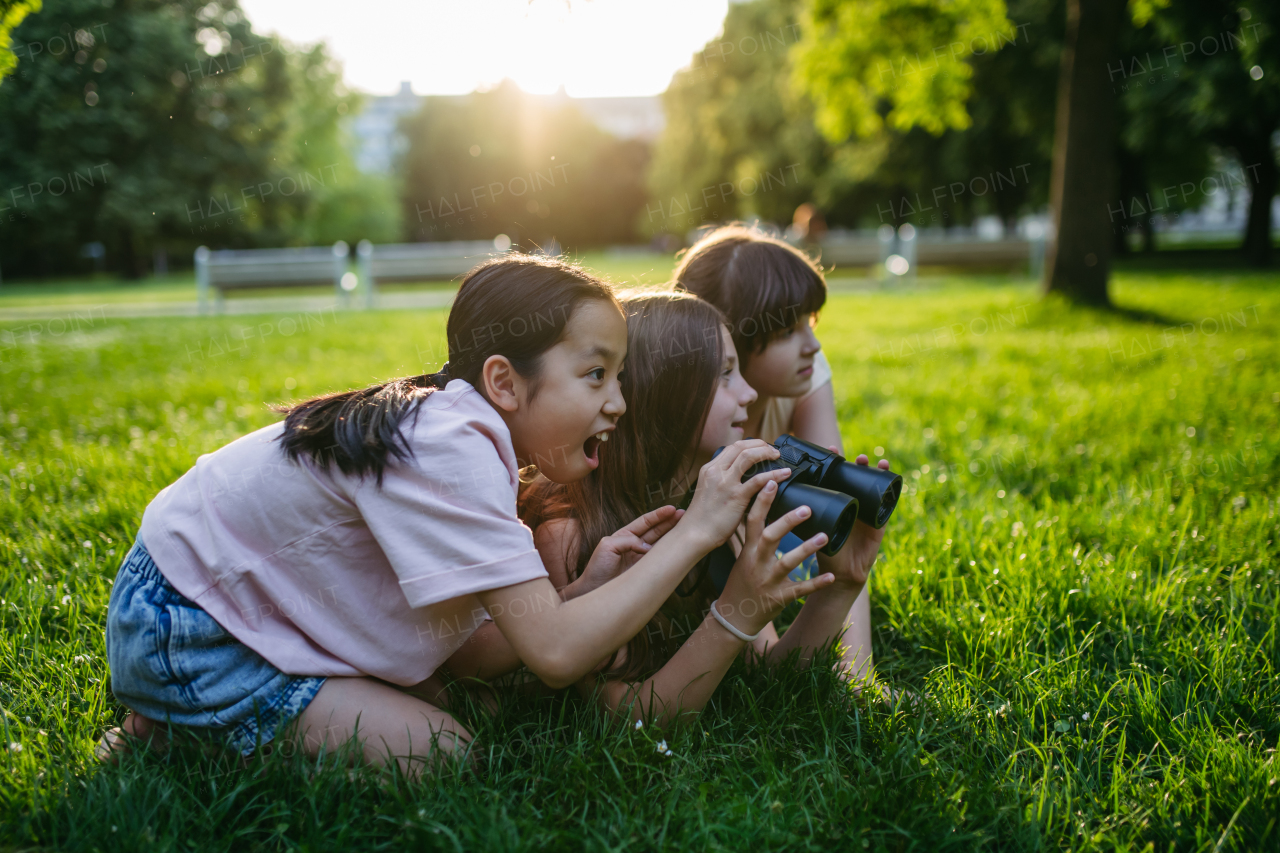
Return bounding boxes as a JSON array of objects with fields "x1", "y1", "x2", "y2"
[
  {"x1": 521, "y1": 290, "x2": 728, "y2": 680},
  {"x1": 672, "y1": 224, "x2": 827, "y2": 369},
  {"x1": 278, "y1": 255, "x2": 618, "y2": 483}
]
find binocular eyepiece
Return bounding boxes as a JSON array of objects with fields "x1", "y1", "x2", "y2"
[{"x1": 715, "y1": 435, "x2": 904, "y2": 555}]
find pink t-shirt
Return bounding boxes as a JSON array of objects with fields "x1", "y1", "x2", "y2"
[{"x1": 138, "y1": 379, "x2": 548, "y2": 686}]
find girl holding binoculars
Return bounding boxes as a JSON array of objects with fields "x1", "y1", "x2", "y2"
[
  {"x1": 673, "y1": 225, "x2": 889, "y2": 687},
  {"x1": 451, "y1": 287, "x2": 890, "y2": 724}
]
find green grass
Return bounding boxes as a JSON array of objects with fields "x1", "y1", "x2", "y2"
[{"x1": 1, "y1": 269, "x2": 1277, "y2": 851}]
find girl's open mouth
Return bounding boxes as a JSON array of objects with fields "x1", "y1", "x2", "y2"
[
  {"x1": 798, "y1": 364, "x2": 814, "y2": 377},
  {"x1": 583, "y1": 430, "x2": 609, "y2": 468}
]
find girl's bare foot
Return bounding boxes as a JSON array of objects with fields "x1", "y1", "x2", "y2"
[{"x1": 95, "y1": 712, "x2": 164, "y2": 763}]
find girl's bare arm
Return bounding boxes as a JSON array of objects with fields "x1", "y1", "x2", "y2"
[
  {"x1": 445, "y1": 509, "x2": 690, "y2": 682},
  {"x1": 584, "y1": 612, "x2": 753, "y2": 726},
  {"x1": 576, "y1": 481, "x2": 833, "y2": 725},
  {"x1": 476, "y1": 442, "x2": 791, "y2": 689}
]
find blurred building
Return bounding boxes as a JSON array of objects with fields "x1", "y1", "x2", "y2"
[
  {"x1": 350, "y1": 82, "x2": 664, "y2": 174},
  {"x1": 350, "y1": 81, "x2": 423, "y2": 174},
  {"x1": 544, "y1": 89, "x2": 665, "y2": 141}
]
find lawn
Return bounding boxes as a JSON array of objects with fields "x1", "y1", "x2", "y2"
[{"x1": 0, "y1": 269, "x2": 1277, "y2": 851}]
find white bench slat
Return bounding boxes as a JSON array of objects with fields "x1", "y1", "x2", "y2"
[
  {"x1": 819, "y1": 237, "x2": 1034, "y2": 266},
  {"x1": 357, "y1": 240, "x2": 506, "y2": 305},
  {"x1": 195, "y1": 243, "x2": 349, "y2": 311}
]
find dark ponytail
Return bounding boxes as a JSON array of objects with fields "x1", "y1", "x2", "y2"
[{"x1": 277, "y1": 255, "x2": 619, "y2": 482}]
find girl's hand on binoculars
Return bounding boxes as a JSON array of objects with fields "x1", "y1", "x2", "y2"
[
  {"x1": 819, "y1": 448, "x2": 889, "y2": 589},
  {"x1": 717, "y1": 478, "x2": 836, "y2": 637},
  {"x1": 824, "y1": 445, "x2": 891, "y2": 473},
  {"x1": 854, "y1": 452, "x2": 892, "y2": 472},
  {"x1": 683, "y1": 440, "x2": 792, "y2": 549}
]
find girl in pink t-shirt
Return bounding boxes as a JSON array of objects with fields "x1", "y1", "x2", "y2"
[{"x1": 101, "y1": 255, "x2": 835, "y2": 776}]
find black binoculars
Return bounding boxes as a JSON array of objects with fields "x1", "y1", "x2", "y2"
[{"x1": 715, "y1": 435, "x2": 904, "y2": 555}]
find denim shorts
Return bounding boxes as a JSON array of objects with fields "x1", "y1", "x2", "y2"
[{"x1": 106, "y1": 538, "x2": 326, "y2": 757}]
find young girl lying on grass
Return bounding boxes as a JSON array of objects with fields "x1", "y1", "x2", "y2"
[
  {"x1": 99, "y1": 256, "x2": 832, "y2": 775},
  {"x1": 449, "y1": 291, "x2": 889, "y2": 724},
  {"x1": 673, "y1": 225, "x2": 883, "y2": 686}
]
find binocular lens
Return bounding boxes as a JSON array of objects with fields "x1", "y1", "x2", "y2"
[
  {"x1": 772, "y1": 482, "x2": 857, "y2": 556},
  {"x1": 824, "y1": 463, "x2": 903, "y2": 530},
  {"x1": 712, "y1": 435, "x2": 905, "y2": 562}
]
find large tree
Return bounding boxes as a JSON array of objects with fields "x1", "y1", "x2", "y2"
[
  {"x1": 647, "y1": 0, "x2": 835, "y2": 237},
  {"x1": 794, "y1": 0, "x2": 1135, "y2": 304},
  {"x1": 1041, "y1": 0, "x2": 1125, "y2": 304},
  {"x1": 650, "y1": 0, "x2": 1057, "y2": 239},
  {"x1": 0, "y1": 0, "x2": 398, "y2": 280}
]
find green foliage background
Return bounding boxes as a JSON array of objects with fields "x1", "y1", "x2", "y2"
[
  {"x1": 650, "y1": 0, "x2": 1060, "y2": 235},
  {"x1": 0, "y1": 0, "x2": 41, "y2": 83},
  {"x1": 0, "y1": 0, "x2": 400, "y2": 279}
]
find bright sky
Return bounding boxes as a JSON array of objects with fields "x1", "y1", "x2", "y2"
[{"x1": 237, "y1": 0, "x2": 731, "y2": 96}]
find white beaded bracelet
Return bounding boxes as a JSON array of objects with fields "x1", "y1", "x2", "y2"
[{"x1": 709, "y1": 599, "x2": 762, "y2": 643}]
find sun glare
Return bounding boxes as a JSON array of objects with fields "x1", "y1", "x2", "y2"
[{"x1": 237, "y1": 0, "x2": 730, "y2": 96}]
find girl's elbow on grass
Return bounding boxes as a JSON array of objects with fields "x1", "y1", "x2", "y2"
[{"x1": 518, "y1": 638, "x2": 583, "y2": 690}]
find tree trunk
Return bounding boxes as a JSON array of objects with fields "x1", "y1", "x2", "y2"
[
  {"x1": 1112, "y1": 221, "x2": 1129, "y2": 256},
  {"x1": 1044, "y1": 0, "x2": 1124, "y2": 306},
  {"x1": 1238, "y1": 131, "x2": 1276, "y2": 267}
]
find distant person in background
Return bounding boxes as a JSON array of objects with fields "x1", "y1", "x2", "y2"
[
  {"x1": 789, "y1": 203, "x2": 828, "y2": 245},
  {"x1": 673, "y1": 224, "x2": 883, "y2": 690}
]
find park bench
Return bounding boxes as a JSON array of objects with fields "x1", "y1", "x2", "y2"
[
  {"x1": 356, "y1": 240, "x2": 505, "y2": 307},
  {"x1": 195, "y1": 242, "x2": 351, "y2": 313},
  {"x1": 818, "y1": 231, "x2": 1046, "y2": 278}
]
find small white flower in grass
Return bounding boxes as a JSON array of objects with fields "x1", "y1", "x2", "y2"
[
  {"x1": 83, "y1": 541, "x2": 92, "y2": 548},
  {"x1": 1082, "y1": 712, "x2": 1090, "y2": 721},
  {"x1": 634, "y1": 719, "x2": 643, "y2": 729},
  {"x1": 7, "y1": 742, "x2": 20, "y2": 753},
  {"x1": 73, "y1": 655, "x2": 88, "y2": 664}
]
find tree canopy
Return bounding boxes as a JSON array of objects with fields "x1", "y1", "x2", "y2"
[
  {"x1": 1124, "y1": 0, "x2": 1279, "y2": 265},
  {"x1": 0, "y1": 0, "x2": 398, "y2": 279},
  {"x1": 0, "y1": 0, "x2": 41, "y2": 84},
  {"x1": 649, "y1": 0, "x2": 1056, "y2": 237}
]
